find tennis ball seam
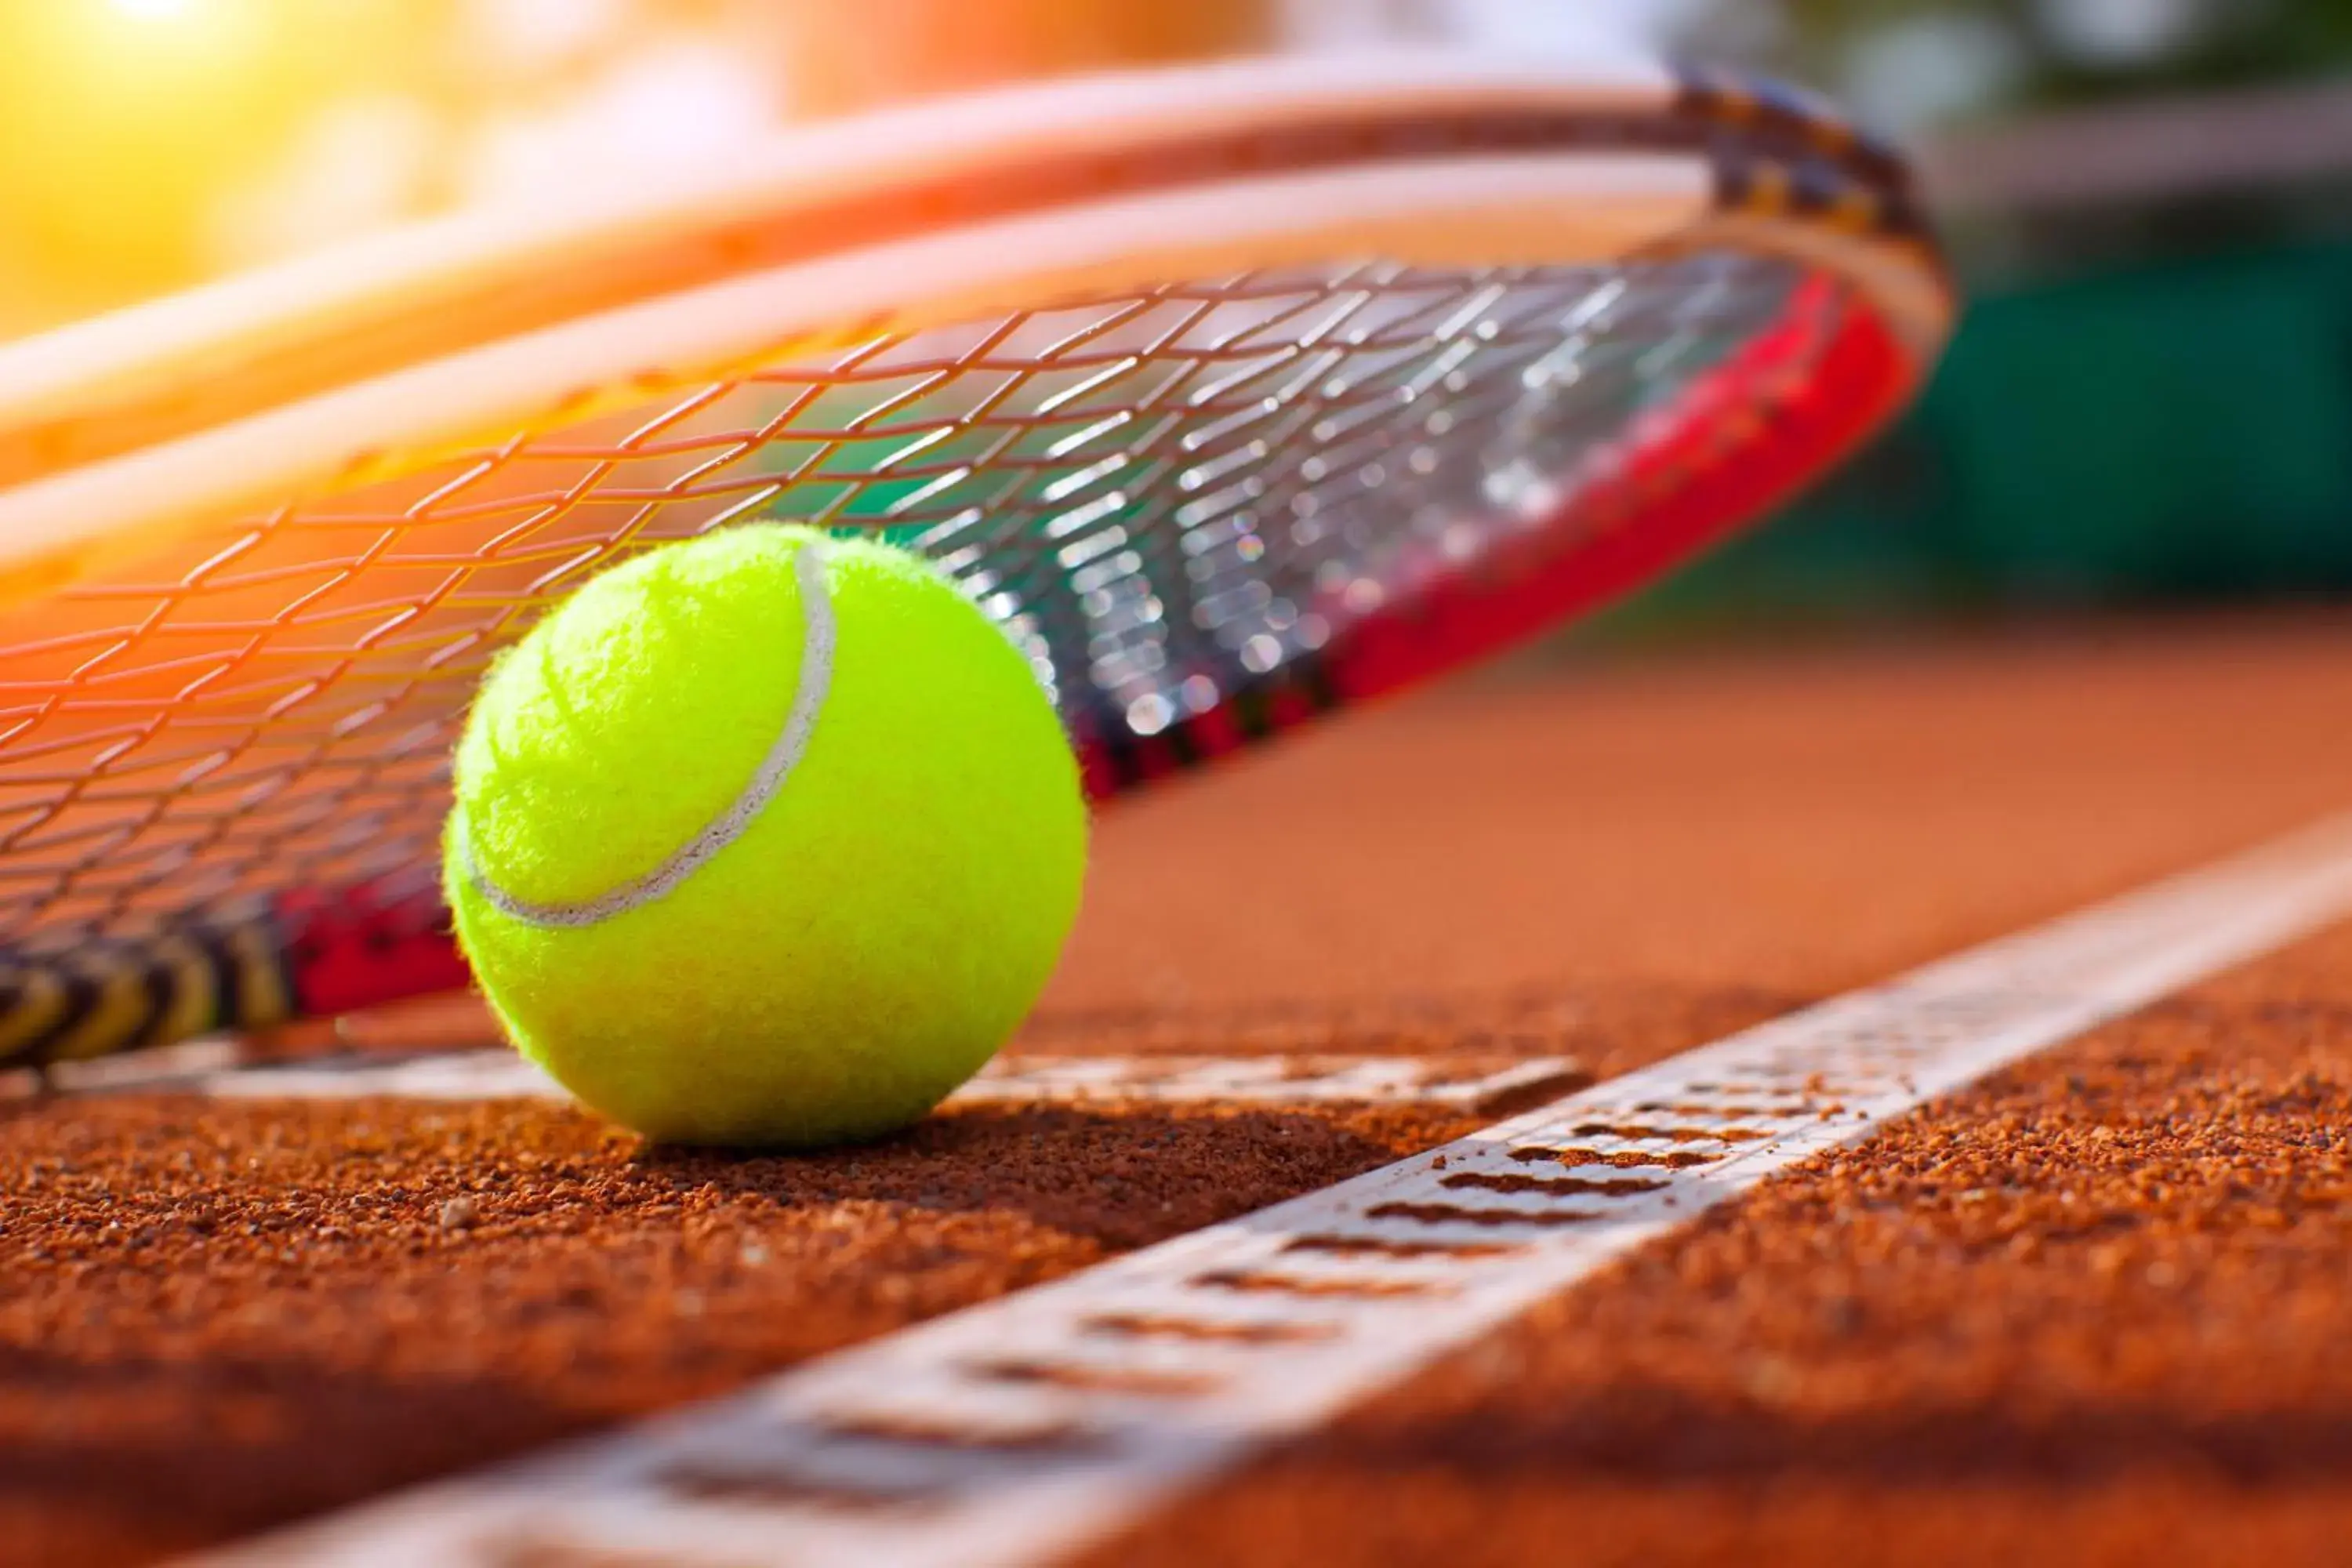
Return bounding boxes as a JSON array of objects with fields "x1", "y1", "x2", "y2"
[{"x1": 456, "y1": 537, "x2": 837, "y2": 928}]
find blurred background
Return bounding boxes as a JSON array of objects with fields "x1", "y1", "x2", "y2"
[{"x1": 2, "y1": 0, "x2": 2347, "y2": 624}]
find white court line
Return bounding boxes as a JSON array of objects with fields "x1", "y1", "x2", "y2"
[
  {"x1": 32, "y1": 1050, "x2": 1585, "y2": 1116},
  {"x1": 202, "y1": 815, "x2": 2352, "y2": 1568}
]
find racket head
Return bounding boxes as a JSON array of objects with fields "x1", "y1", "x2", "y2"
[{"x1": 0, "y1": 53, "x2": 1952, "y2": 1064}]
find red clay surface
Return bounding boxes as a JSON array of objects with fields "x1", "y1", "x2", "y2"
[
  {"x1": 9, "y1": 614, "x2": 2352, "y2": 1566},
  {"x1": 1094, "y1": 919, "x2": 2352, "y2": 1568}
]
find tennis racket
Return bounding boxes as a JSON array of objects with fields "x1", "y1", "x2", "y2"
[{"x1": 0, "y1": 52, "x2": 1951, "y2": 1069}]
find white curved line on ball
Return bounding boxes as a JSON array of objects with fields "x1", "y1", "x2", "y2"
[{"x1": 461, "y1": 539, "x2": 837, "y2": 929}]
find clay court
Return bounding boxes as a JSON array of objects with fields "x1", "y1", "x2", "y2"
[
  {"x1": 5, "y1": 6, "x2": 2352, "y2": 1566},
  {"x1": 10, "y1": 615, "x2": 2352, "y2": 1566}
]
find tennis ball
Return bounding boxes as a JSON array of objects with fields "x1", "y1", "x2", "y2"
[{"x1": 442, "y1": 523, "x2": 1086, "y2": 1148}]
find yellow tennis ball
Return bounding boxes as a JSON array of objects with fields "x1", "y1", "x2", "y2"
[{"x1": 442, "y1": 523, "x2": 1087, "y2": 1147}]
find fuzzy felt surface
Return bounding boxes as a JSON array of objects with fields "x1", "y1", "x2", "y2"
[{"x1": 445, "y1": 524, "x2": 1087, "y2": 1147}]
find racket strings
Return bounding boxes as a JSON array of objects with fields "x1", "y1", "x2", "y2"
[{"x1": 0, "y1": 254, "x2": 1813, "y2": 962}]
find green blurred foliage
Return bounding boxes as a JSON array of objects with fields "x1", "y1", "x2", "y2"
[
  {"x1": 1769, "y1": 0, "x2": 2352, "y2": 114},
  {"x1": 1577, "y1": 0, "x2": 2352, "y2": 631},
  {"x1": 1599, "y1": 230, "x2": 2352, "y2": 637}
]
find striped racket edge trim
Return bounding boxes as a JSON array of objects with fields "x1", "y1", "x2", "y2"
[{"x1": 2, "y1": 273, "x2": 1910, "y2": 1068}]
